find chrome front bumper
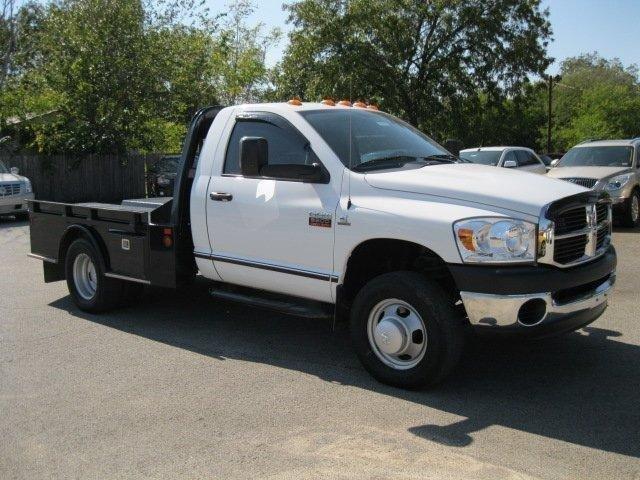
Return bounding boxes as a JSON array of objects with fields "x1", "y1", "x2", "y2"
[
  {"x1": 460, "y1": 274, "x2": 615, "y2": 330},
  {"x1": 0, "y1": 192, "x2": 33, "y2": 213}
]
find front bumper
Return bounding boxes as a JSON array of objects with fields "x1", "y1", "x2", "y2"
[
  {"x1": 0, "y1": 192, "x2": 33, "y2": 214},
  {"x1": 450, "y1": 247, "x2": 616, "y2": 336}
]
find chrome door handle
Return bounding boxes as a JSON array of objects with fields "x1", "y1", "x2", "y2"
[{"x1": 210, "y1": 192, "x2": 233, "y2": 202}]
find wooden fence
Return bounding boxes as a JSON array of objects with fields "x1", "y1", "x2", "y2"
[{"x1": 0, "y1": 154, "x2": 161, "y2": 203}]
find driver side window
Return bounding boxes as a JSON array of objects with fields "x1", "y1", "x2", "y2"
[
  {"x1": 503, "y1": 151, "x2": 518, "y2": 166},
  {"x1": 224, "y1": 120, "x2": 311, "y2": 175}
]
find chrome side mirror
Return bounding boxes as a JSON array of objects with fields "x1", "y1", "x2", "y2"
[
  {"x1": 503, "y1": 160, "x2": 517, "y2": 168},
  {"x1": 550, "y1": 159, "x2": 559, "y2": 168},
  {"x1": 10, "y1": 166, "x2": 19, "y2": 175}
]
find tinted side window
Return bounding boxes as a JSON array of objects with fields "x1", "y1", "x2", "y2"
[
  {"x1": 503, "y1": 151, "x2": 518, "y2": 165},
  {"x1": 515, "y1": 150, "x2": 535, "y2": 166},
  {"x1": 224, "y1": 120, "x2": 311, "y2": 175}
]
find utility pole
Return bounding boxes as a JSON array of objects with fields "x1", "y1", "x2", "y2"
[{"x1": 546, "y1": 74, "x2": 561, "y2": 154}]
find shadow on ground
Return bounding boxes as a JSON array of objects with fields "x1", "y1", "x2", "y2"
[
  {"x1": 49, "y1": 278, "x2": 640, "y2": 459},
  {"x1": 0, "y1": 216, "x2": 28, "y2": 228}
]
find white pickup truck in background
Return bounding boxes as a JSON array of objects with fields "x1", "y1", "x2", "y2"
[
  {"x1": 0, "y1": 160, "x2": 33, "y2": 218},
  {"x1": 28, "y1": 102, "x2": 617, "y2": 389}
]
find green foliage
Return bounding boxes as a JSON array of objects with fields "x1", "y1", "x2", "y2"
[
  {"x1": 3, "y1": 1, "x2": 640, "y2": 157},
  {"x1": 0, "y1": 0, "x2": 277, "y2": 154},
  {"x1": 550, "y1": 54, "x2": 640, "y2": 150},
  {"x1": 277, "y1": 0, "x2": 552, "y2": 140},
  {"x1": 210, "y1": 0, "x2": 281, "y2": 105}
]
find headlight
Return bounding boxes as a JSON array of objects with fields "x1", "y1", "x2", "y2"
[
  {"x1": 23, "y1": 179, "x2": 32, "y2": 193},
  {"x1": 605, "y1": 173, "x2": 633, "y2": 191},
  {"x1": 454, "y1": 218, "x2": 537, "y2": 264}
]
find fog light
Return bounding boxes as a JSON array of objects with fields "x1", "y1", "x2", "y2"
[{"x1": 517, "y1": 299, "x2": 547, "y2": 326}]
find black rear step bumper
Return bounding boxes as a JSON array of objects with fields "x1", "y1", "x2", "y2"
[{"x1": 448, "y1": 247, "x2": 617, "y2": 336}]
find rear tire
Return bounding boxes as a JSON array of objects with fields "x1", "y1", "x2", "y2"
[
  {"x1": 349, "y1": 271, "x2": 465, "y2": 390},
  {"x1": 621, "y1": 190, "x2": 640, "y2": 228},
  {"x1": 65, "y1": 238, "x2": 128, "y2": 312}
]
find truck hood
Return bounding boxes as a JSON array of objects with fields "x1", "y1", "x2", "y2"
[
  {"x1": 546, "y1": 166, "x2": 630, "y2": 181},
  {"x1": 0, "y1": 173, "x2": 23, "y2": 183},
  {"x1": 364, "y1": 163, "x2": 586, "y2": 216}
]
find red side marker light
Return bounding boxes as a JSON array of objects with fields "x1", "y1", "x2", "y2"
[{"x1": 162, "y1": 227, "x2": 173, "y2": 248}]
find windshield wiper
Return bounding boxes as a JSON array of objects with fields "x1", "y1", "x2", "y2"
[
  {"x1": 352, "y1": 156, "x2": 417, "y2": 172},
  {"x1": 422, "y1": 154, "x2": 459, "y2": 163},
  {"x1": 353, "y1": 154, "x2": 456, "y2": 172}
]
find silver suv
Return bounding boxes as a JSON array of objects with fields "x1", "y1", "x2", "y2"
[
  {"x1": 547, "y1": 139, "x2": 640, "y2": 227},
  {"x1": 0, "y1": 160, "x2": 33, "y2": 218}
]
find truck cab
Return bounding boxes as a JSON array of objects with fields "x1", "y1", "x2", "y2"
[{"x1": 28, "y1": 102, "x2": 617, "y2": 389}]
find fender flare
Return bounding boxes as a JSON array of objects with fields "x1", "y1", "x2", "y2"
[{"x1": 58, "y1": 224, "x2": 110, "y2": 274}]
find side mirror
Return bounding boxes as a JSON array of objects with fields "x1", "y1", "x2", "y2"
[
  {"x1": 240, "y1": 136, "x2": 268, "y2": 176},
  {"x1": 10, "y1": 166, "x2": 19, "y2": 175},
  {"x1": 550, "y1": 159, "x2": 559, "y2": 168},
  {"x1": 503, "y1": 160, "x2": 517, "y2": 168}
]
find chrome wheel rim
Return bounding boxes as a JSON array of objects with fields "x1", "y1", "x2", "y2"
[
  {"x1": 366, "y1": 298, "x2": 427, "y2": 370},
  {"x1": 632, "y1": 195, "x2": 639, "y2": 223},
  {"x1": 73, "y1": 253, "x2": 97, "y2": 300}
]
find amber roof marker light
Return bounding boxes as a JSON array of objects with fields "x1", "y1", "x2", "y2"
[
  {"x1": 367, "y1": 104, "x2": 379, "y2": 110},
  {"x1": 337, "y1": 100, "x2": 352, "y2": 106},
  {"x1": 287, "y1": 97, "x2": 302, "y2": 106},
  {"x1": 353, "y1": 101, "x2": 367, "y2": 108},
  {"x1": 321, "y1": 98, "x2": 335, "y2": 106}
]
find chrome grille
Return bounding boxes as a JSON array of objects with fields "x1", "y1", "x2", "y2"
[
  {"x1": 554, "y1": 206, "x2": 587, "y2": 235},
  {"x1": 596, "y1": 203, "x2": 608, "y2": 223},
  {"x1": 560, "y1": 177, "x2": 598, "y2": 189},
  {"x1": 0, "y1": 183, "x2": 21, "y2": 197},
  {"x1": 554, "y1": 234, "x2": 588, "y2": 264},
  {"x1": 596, "y1": 225, "x2": 608, "y2": 250},
  {"x1": 539, "y1": 200, "x2": 611, "y2": 268}
]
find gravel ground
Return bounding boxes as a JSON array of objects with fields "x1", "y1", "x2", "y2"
[{"x1": 1, "y1": 217, "x2": 639, "y2": 479}]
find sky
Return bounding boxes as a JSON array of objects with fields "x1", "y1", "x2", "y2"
[{"x1": 235, "y1": 0, "x2": 640, "y2": 73}]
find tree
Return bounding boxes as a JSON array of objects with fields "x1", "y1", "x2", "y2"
[
  {"x1": 209, "y1": 0, "x2": 281, "y2": 105},
  {"x1": 0, "y1": 0, "x2": 22, "y2": 91},
  {"x1": 0, "y1": 0, "x2": 280, "y2": 154},
  {"x1": 550, "y1": 54, "x2": 640, "y2": 150},
  {"x1": 277, "y1": 0, "x2": 551, "y2": 140}
]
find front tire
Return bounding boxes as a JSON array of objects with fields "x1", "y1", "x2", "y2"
[
  {"x1": 65, "y1": 238, "x2": 129, "y2": 313},
  {"x1": 349, "y1": 271, "x2": 465, "y2": 389},
  {"x1": 621, "y1": 190, "x2": 640, "y2": 228}
]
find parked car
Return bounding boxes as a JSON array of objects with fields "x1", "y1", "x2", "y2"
[
  {"x1": 546, "y1": 139, "x2": 640, "y2": 227},
  {"x1": 0, "y1": 161, "x2": 34, "y2": 219},
  {"x1": 539, "y1": 154, "x2": 553, "y2": 167},
  {"x1": 28, "y1": 102, "x2": 616, "y2": 389},
  {"x1": 459, "y1": 146, "x2": 547, "y2": 174},
  {"x1": 147, "y1": 155, "x2": 181, "y2": 197}
]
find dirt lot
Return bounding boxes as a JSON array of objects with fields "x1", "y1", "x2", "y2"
[{"x1": 1, "y1": 218, "x2": 639, "y2": 479}]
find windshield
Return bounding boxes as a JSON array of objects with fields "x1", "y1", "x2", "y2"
[
  {"x1": 0, "y1": 161, "x2": 8, "y2": 174},
  {"x1": 300, "y1": 109, "x2": 452, "y2": 171},
  {"x1": 459, "y1": 150, "x2": 502, "y2": 166},
  {"x1": 558, "y1": 146, "x2": 633, "y2": 167}
]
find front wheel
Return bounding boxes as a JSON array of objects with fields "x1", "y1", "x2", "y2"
[
  {"x1": 349, "y1": 271, "x2": 465, "y2": 389},
  {"x1": 621, "y1": 190, "x2": 640, "y2": 228}
]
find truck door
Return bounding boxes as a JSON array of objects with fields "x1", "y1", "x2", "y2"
[{"x1": 205, "y1": 113, "x2": 339, "y2": 303}]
